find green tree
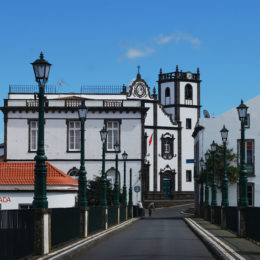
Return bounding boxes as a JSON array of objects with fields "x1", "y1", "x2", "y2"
[
  {"x1": 86, "y1": 176, "x2": 123, "y2": 206},
  {"x1": 199, "y1": 144, "x2": 239, "y2": 187},
  {"x1": 87, "y1": 176, "x2": 113, "y2": 206}
]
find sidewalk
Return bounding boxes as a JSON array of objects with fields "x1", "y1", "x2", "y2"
[{"x1": 185, "y1": 217, "x2": 260, "y2": 260}]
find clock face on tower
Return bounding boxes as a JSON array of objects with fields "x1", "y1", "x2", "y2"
[
  {"x1": 135, "y1": 84, "x2": 146, "y2": 97},
  {"x1": 187, "y1": 72, "x2": 192, "y2": 80}
]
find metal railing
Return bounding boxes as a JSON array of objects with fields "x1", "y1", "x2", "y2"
[
  {"x1": 0, "y1": 209, "x2": 34, "y2": 260},
  {"x1": 213, "y1": 206, "x2": 221, "y2": 225},
  {"x1": 108, "y1": 206, "x2": 118, "y2": 227},
  {"x1": 9, "y1": 85, "x2": 58, "y2": 93},
  {"x1": 226, "y1": 207, "x2": 238, "y2": 233},
  {"x1": 245, "y1": 207, "x2": 260, "y2": 242},
  {"x1": 81, "y1": 85, "x2": 125, "y2": 94},
  {"x1": 51, "y1": 207, "x2": 80, "y2": 248},
  {"x1": 120, "y1": 205, "x2": 126, "y2": 222},
  {"x1": 88, "y1": 206, "x2": 104, "y2": 235}
]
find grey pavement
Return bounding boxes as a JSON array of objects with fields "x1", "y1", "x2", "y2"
[
  {"x1": 67, "y1": 204, "x2": 215, "y2": 260},
  {"x1": 187, "y1": 218, "x2": 260, "y2": 260}
]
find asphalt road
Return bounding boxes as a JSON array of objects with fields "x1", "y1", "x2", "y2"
[{"x1": 69, "y1": 204, "x2": 215, "y2": 260}]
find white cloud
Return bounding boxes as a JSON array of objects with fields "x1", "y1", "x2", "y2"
[
  {"x1": 118, "y1": 47, "x2": 155, "y2": 61},
  {"x1": 156, "y1": 32, "x2": 201, "y2": 48},
  {"x1": 156, "y1": 34, "x2": 174, "y2": 45},
  {"x1": 126, "y1": 47, "x2": 154, "y2": 59}
]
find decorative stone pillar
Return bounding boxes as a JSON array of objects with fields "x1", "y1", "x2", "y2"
[
  {"x1": 102, "y1": 206, "x2": 108, "y2": 230},
  {"x1": 221, "y1": 206, "x2": 227, "y2": 229},
  {"x1": 80, "y1": 207, "x2": 89, "y2": 238},
  {"x1": 128, "y1": 205, "x2": 133, "y2": 219},
  {"x1": 238, "y1": 206, "x2": 246, "y2": 237},
  {"x1": 116, "y1": 206, "x2": 120, "y2": 224},
  {"x1": 34, "y1": 208, "x2": 51, "y2": 256},
  {"x1": 211, "y1": 206, "x2": 215, "y2": 224}
]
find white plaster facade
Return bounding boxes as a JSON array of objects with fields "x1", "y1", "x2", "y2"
[
  {"x1": 2, "y1": 68, "x2": 201, "y2": 204},
  {"x1": 0, "y1": 191, "x2": 76, "y2": 210},
  {"x1": 193, "y1": 95, "x2": 260, "y2": 206}
]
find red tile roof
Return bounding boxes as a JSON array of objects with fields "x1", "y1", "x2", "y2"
[{"x1": 0, "y1": 162, "x2": 78, "y2": 186}]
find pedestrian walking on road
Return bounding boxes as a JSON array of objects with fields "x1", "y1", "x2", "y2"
[{"x1": 148, "y1": 202, "x2": 155, "y2": 216}]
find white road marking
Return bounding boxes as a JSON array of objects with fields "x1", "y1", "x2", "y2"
[
  {"x1": 185, "y1": 218, "x2": 246, "y2": 260},
  {"x1": 38, "y1": 218, "x2": 138, "y2": 260}
]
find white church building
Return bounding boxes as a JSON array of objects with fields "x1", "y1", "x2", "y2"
[{"x1": 1, "y1": 66, "x2": 201, "y2": 205}]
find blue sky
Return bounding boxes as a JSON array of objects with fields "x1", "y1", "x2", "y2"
[{"x1": 1, "y1": 0, "x2": 260, "y2": 141}]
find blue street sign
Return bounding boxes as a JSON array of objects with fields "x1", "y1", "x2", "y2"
[
  {"x1": 186, "y1": 159, "x2": 195, "y2": 164},
  {"x1": 134, "y1": 186, "x2": 141, "y2": 193}
]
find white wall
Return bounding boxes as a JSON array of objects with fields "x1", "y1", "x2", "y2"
[{"x1": 0, "y1": 192, "x2": 76, "y2": 210}]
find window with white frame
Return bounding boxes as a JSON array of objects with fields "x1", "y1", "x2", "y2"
[
  {"x1": 68, "y1": 121, "x2": 81, "y2": 151},
  {"x1": 237, "y1": 139, "x2": 254, "y2": 175},
  {"x1": 106, "y1": 121, "x2": 120, "y2": 151},
  {"x1": 29, "y1": 121, "x2": 38, "y2": 151},
  {"x1": 186, "y1": 170, "x2": 192, "y2": 182}
]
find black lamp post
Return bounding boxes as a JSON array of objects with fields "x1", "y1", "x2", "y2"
[
  {"x1": 31, "y1": 52, "x2": 51, "y2": 209},
  {"x1": 220, "y1": 125, "x2": 229, "y2": 206},
  {"x1": 100, "y1": 126, "x2": 108, "y2": 206},
  {"x1": 211, "y1": 141, "x2": 217, "y2": 206},
  {"x1": 77, "y1": 103, "x2": 88, "y2": 207},
  {"x1": 114, "y1": 142, "x2": 120, "y2": 206},
  {"x1": 128, "y1": 168, "x2": 133, "y2": 206},
  {"x1": 236, "y1": 100, "x2": 249, "y2": 206},
  {"x1": 199, "y1": 157, "x2": 205, "y2": 206},
  {"x1": 122, "y1": 151, "x2": 128, "y2": 206},
  {"x1": 205, "y1": 151, "x2": 210, "y2": 206}
]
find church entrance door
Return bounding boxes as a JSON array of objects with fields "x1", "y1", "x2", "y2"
[{"x1": 163, "y1": 179, "x2": 171, "y2": 199}]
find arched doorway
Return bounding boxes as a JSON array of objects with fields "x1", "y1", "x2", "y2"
[{"x1": 159, "y1": 166, "x2": 176, "y2": 199}]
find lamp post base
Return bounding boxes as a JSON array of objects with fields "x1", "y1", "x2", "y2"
[
  {"x1": 80, "y1": 206, "x2": 89, "y2": 238},
  {"x1": 34, "y1": 208, "x2": 51, "y2": 256}
]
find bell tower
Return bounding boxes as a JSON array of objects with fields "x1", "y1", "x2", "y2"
[{"x1": 158, "y1": 66, "x2": 201, "y2": 193}]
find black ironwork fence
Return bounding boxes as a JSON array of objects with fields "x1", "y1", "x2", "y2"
[
  {"x1": 108, "y1": 206, "x2": 118, "y2": 227},
  {"x1": 200, "y1": 205, "x2": 204, "y2": 218},
  {"x1": 88, "y1": 206, "x2": 104, "y2": 235},
  {"x1": 206, "y1": 206, "x2": 211, "y2": 221},
  {"x1": 81, "y1": 85, "x2": 125, "y2": 94},
  {"x1": 9, "y1": 84, "x2": 58, "y2": 93},
  {"x1": 245, "y1": 207, "x2": 260, "y2": 242},
  {"x1": 51, "y1": 207, "x2": 80, "y2": 248},
  {"x1": 0, "y1": 209, "x2": 34, "y2": 260},
  {"x1": 128, "y1": 206, "x2": 133, "y2": 218},
  {"x1": 226, "y1": 207, "x2": 238, "y2": 233},
  {"x1": 120, "y1": 205, "x2": 126, "y2": 222},
  {"x1": 213, "y1": 206, "x2": 221, "y2": 225}
]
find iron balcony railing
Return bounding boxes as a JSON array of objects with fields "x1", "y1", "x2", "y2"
[
  {"x1": 9, "y1": 85, "x2": 59, "y2": 94},
  {"x1": 81, "y1": 85, "x2": 127, "y2": 94}
]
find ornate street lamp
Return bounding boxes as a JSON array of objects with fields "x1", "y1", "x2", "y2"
[
  {"x1": 236, "y1": 100, "x2": 248, "y2": 206},
  {"x1": 122, "y1": 151, "x2": 128, "y2": 206},
  {"x1": 113, "y1": 142, "x2": 120, "y2": 206},
  {"x1": 128, "y1": 168, "x2": 133, "y2": 206},
  {"x1": 211, "y1": 141, "x2": 217, "y2": 206},
  {"x1": 199, "y1": 157, "x2": 205, "y2": 206},
  {"x1": 205, "y1": 151, "x2": 210, "y2": 206},
  {"x1": 220, "y1": 125, "x2": 229, "y2": 206},
  {"x1": 100, "y1": 126, "x2": 108, "y2": 206},
  {"x1": 77, "y1": 102, "x2": 88, "y2": 207},
  {"x1": 31, "y1": 52, "x2": 51, "y2": 208}
]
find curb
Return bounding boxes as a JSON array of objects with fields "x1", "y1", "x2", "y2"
[
  {"x1": 37, "y1": 218, "x2": 139, "y2": 260},
  {"x1": 184, "y1": 218, "x2": 245, "y2": 260}
]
